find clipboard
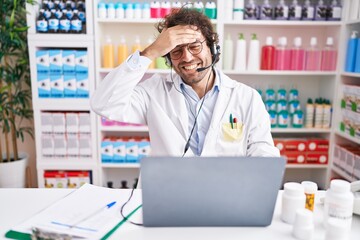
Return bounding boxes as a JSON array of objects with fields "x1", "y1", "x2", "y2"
[{"x1": 5, "y1": 184, "x2": 142, "y2": 240}]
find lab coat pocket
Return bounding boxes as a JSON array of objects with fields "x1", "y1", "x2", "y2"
[{"x1": 221, "y1": 122, "x2": 244, "y2": 142}]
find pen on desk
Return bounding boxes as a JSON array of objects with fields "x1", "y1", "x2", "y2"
[
  {"x1": 230, "y1": 113, "x2": 234, "y2": 129},
  {"x1": 69, "y1": 201, "x2": 117, "y2": 229}
]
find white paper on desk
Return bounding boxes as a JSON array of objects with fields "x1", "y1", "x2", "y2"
[{"x1": 12, "y1": 184, "x2": 142, "y2": 239}]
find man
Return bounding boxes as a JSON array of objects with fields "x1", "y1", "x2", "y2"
[{"x1": 91, "y1": 8, "x2": 279, "y2": 157}]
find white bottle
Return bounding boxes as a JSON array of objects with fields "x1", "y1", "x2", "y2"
[
  {"x1": 324, "y1": 179, "x2": 354, "y2": 229},
  {"x1": 314, "y1": 98, "x2": 324, "y2": 128},
  {"x1": 322, "y1": 99, "x2": 332, "y2": 128},
  {"x1": 233, "y1": 0, "x2": 245, "y2": 21},
  {"x1": 107, "y1": 2, "x2": 115, "y2": 19},
  {"x1": 115, "y1": 3, "x2": 125, "y2": 19},
  {"x1": 224, "y1": 0, "x2": 233, "y2": 21},
  {"x1": 247, "y1": 33, "x2": 260, "y2": 71},
  {"x1": 305, "y1": 98, "x2": 314, "y2": 128},
  {"x1": 223, "y1": 34, "x2": 234, "y2": 70},
  {"x1": 142, "y1": 3, "x2": 151, "y2": 19},
  {"x1": 281, "y1": 182, "x2": 305, "y2": 224},
  {"x1": 125, "y1": 3, "x2": 134, "y2": 19},
  {"x1": 98, "y1": 2, "x2": 107, "y2": 19},
  {"x1": 234, "y1": 33, "x2": 247, "y2": 71},
  {"x1": 134, "y1": 3, "x2": 142, "y2": 19}
]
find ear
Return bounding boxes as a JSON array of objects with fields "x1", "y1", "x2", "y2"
[{"x1": 165, "y1": 55, "x2": 172, "y2": 67}]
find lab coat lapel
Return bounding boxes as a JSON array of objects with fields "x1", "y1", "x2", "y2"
[{"x1": 166, "y1": 75, "x2": 189, "y2": 140}]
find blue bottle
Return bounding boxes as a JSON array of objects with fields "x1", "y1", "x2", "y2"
[
  {"x1": 355, "y1": 37, "x2": 360, "y2": 73},
  {"x1": 345, "y1": 31, "x2": 358, "y2": 72}
]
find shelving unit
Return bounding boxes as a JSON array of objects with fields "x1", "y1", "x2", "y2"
[
  {"x1": 26, "y1": 0, "x2": 357, "y2": 189},
  {"x1": 26, "y1": 0, "x2": 99, "y2": 187}
]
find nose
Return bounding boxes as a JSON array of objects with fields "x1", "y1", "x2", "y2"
[{"x1": 181, "y1": 47, "x2": 193, "y2": 61}]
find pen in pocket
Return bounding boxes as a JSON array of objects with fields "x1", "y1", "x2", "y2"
[{"x1": 230, "y1": 113, "x2": 234, "y2": 129}]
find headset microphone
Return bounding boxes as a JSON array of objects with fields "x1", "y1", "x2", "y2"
[{"x1": 196, "y1": 49, "x2": 220, "y2": 72}]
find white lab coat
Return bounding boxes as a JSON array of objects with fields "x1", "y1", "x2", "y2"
[{"x1": 91, "y1": 61, "x2": 280, "y2": 158}]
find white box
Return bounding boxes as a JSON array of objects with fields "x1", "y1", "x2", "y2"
[
  {"x1": 78, "y1": 112, "x2": 91, "y2": 133},
  {"x1": 41, "y1": 134, "x2": 54, "y2": 158},
  {"x1": 65, "y1": 112, "x2": 79, "y2": 134},
  {"x1": 54, "y1": 134, "x2": 67, "y2": 158},
  {"x1": 36, "y1": 50, "x2": 49, "y2": 74},
  {"x1": 52, "y1": 112, "x2": 66, "y2": 134},
  {"x1": 113, "y1": 139, "x2": 126, "y2": 163},
  {"x1": 37, "y1": 74, "x2": 51, "y2": 98},
  {"x1": 79, "y1": 134, "x2": 92, "y2": 157},
  {"x1": 41, "y1": 112, "x2": 53, "y2": 133},
  {"x1": 67, "y1": 134, "x2": 79, "y2": 158},
  {"x1": 50, "y1": 74, "x2": 64, "y2": 98}
]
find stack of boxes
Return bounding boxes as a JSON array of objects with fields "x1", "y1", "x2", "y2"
[
  {"x1": 101, "y1": 137, "x2": 150, "y2": 164},
  {"x1": 340, "y1": 85, "x2": 360, "y2": 139},
  {"x1": 43, "y1": 170, "x2": 91, "y2": 188},
  {"x1": 333, "y1": 144, "x2": 360, "y2": 181},
  {"x1": 41, "y1": 111, "x2": 92, "y2": 159},
  {"x1": 36, "y1": 49, "x2": 89, "y2": 98},
  {"x1": 274, "y1": 138, "x2": 329, "y2": 164}
]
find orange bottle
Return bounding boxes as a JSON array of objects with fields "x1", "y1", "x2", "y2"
[
  {"x1": 103, "y1": 36, "x2": 114, "y2": 68},
  {"x1": 131, "y1": 35, "x2": 142, "y2": 53},
  {"x1": 117, "y1": 36, "x2": 128, "y2": 65}
]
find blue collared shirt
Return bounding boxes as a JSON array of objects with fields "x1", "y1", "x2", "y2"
[{"x1": 180, "y1": 71, "x2": 220, "y2": 155}]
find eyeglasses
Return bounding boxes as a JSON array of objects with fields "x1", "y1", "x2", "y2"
[{"x1": 169, "y1": 39, "x2": 206, "y2": 60}]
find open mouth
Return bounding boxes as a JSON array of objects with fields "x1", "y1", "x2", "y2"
[{"x1": 182, "y1": 63, "x2": 200, "y2": 71}]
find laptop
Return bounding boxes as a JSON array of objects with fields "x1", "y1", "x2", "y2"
[{"x1": 140, "y1": 156, "x2": 286, "y2": 227}]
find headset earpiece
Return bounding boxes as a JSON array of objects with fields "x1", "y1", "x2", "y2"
[
  {"x1": 165, "y1": 55, "x2": 172, "y2": 66},
  {"x1": 211, "y1": 44, "x2": 220, "y2": 63}
]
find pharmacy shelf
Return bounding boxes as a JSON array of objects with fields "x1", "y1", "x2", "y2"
[
  {"x1": 341, "y1": 72, "x2": 360, "y2": 77},
  {"x1": 223, "y1": 20, "x2": 342, "y2": 27},
  {"x1": 96, "y1": 18, "x2": 217, "y2": 24},
  {"x1": 28, "y1": 34, "x2": 94, "y2": 44},
  {"x1": 285, "y1": 164, "x2": 328, "y2": 169},
  {"x1": 345, "y1": 19, "x2": 360, "y2": 25},
  {"x1": 32, "y1": 99, "x2": 91, "y2": 111},
  {"x1": 224, "y1": 70, "x2": 337, "y2": 76},
  {"x1": 271, "y1": 128, "x2": 331, "y2": 133},
  {"x1": 331, "y1": 165, "x2": 353, "y2": 182},
  {"x1": 37, "y1": 162, "x2": 98, "y2": 170},
  {"x1": 100, "y1": 125, "x2": 149, "y2": 132},
  {"x1": 101, "y1": 163, "x2": 140, "y2": 168},
  {"x1": 335, "y1": 130, "x2": 360, "y2": 145}
]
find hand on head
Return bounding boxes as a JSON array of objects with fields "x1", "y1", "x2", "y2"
[{"x1": 141, "y1": 25, "x2": 201, "y2": 61}]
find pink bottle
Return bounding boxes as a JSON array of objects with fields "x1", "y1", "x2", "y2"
[
  {"x1": 321, "y1": 37, "x2": 337, "y2": 71},
  {"x1": 290, "y1": 37, "x2": 305, "y2": 71},
  {"x1": 275, "y1": 37, "x2": 292, "y2": 70},
  {"x1": 305, "y1": 37, "x2": 321, "y2": 71},
  {"x1": 150, "y1": 1, "x2": 161, "y2": 18}
]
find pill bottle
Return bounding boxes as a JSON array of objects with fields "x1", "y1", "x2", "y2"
[
  {"x1": 281, "y1": 182, "x2": 305, "y2": 224},
  {"x1": 301, "y1": 181, "x2": 318, "y2": 211},
  {"x1": 323, "y1": 179, "x2": 354, "y2": 229}
]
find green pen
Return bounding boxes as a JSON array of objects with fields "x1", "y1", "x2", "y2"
[{"x1": 230, "y1": 113, "x2": 234, "y2": 129}]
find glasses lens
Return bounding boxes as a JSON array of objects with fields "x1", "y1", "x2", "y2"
[
  {"x1": 188, "y1": 42, "x2": 203, "y2": 55},
  {"x1": 169, "y1": 48, "x2": 182, "y2": 60}
]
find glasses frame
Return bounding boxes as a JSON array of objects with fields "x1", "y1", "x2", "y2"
[{"x1": 169, "y1": 39, "x2": 207, "y2": 60}]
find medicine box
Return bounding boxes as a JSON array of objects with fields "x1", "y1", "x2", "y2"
[
  {"x1": 284, "y1": 139, "x2": 307, "y2": 152},
  {"x1": 78, "y1": 112, "x2": 91, "y2": 133},
  {"x1": 79, "y1": 134, "x2": 92, "y2": 158},
  {"x1": 50, "y1": 74, "x2": 64, "y2": 98},
  {"x1": 37, "y1": 74, "x2": 51, "y2": 98},
  {"x1": 75, "y1": 50, "x2": 88, "y2": 73},
  {"x1": 101, "y1": 138, "x2": 113, "y2": 163},
  {"x1": 126, "y1": 138, "x2": 138, "y2": 163},
  {"x1": 65, "y1": 112, "x2": 79, "y2": 134},
  {"x1": 67, "y1": 171, "x2": 91, "y2": 188},
  {"x1": 54, "y1": 134, "x2": 67, "y2": 158},
  {"x1": 353, "y1": 153, "x2": 360, "y2": 181},
  {"x1": 49, "y1": 50, "x2": 63, "y2": 75},
  {"x1": 67, "y1": 134, "x2": 79, "y2": 158},
  {"x1": 40, "y1": 112, "x2": 53, "y2": 133},
  {"x1": 36, "y1": 50, "x2": 49, "y2": 74},
  {"x1": 41, "y1": 134, "x2": 54, "y2": 158},
  {"x1": 306, "y1": 152, "x2": 328, "y2": 164},
  {"x1": 138, "y1": 139, "x2": 151, "y2": 160},
  {"x1": 62, "y1": 50, "x2": 76, "y2": 74},
  {"x1": 76, "y1": 73, "x2": 89, "y2": 98},
  {"x1": 52, "y1": 112, "x2": 66, "y2": 134},
  {"x1": 307, "y1": 139, "x2": 329, "y2": 152},
  {"x1": 64, "y1": 74, "x2": 77, "y2": 98},
  {"x1": 113, "y1": 139, "x2": 126, "y2": 163},
  {"x1": 43, "y1": 171, "x2": 67, "y2": 188},
  {"x1": 283, "y1": 151, "x2": 306, "y2": 164}
]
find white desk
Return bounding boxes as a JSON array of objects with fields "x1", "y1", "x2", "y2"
[{"x1": 0, "y1": 188, "x2": 359, "y2": 240}]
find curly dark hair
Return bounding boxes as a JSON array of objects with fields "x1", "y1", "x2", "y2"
[{"x1": 156, "y1": 8, "x2": 220, "y2": 63}]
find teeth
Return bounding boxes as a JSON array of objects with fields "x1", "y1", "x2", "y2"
[{"x1": 183, "y1": 64, "x2": 198, "y2": 70}]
